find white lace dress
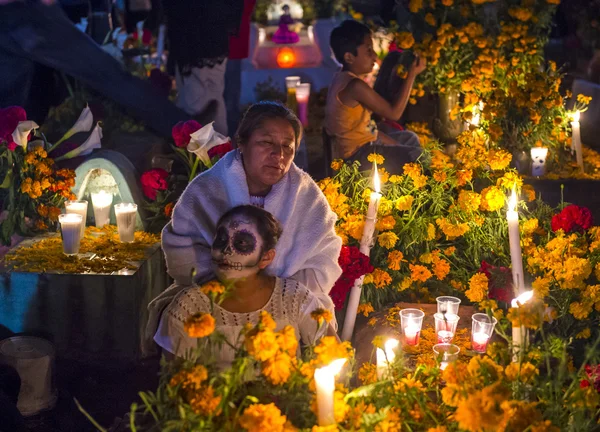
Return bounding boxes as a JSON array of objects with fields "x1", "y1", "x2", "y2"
[{"x1": 154, "y1": 278, "x2": 330, "y2": 368}]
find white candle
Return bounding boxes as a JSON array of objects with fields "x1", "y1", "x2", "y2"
[
  {"x1": 341, "y1": 165, "x2": 382, "y2": 341},
  {"x1": 65, "y1": 200, "x2": 88, "y2": 238},
  {"x1": 59, "y1": 213, "x2": 83, "y2": 255},
  {"x1": 296, "y1": 83, "x2": 311, "y2": 127},
  {"x1": 156, "y1": 24, "x2": 166, "y2": 65},
  {"x1": 91, "y1": 191, "x2": 113, "y2": 228},
  {"x1": 511, "y1": 290, "x2": 533, "y2": 362},
  {"x1": 530, "y1": 147, "x2": 548, "y2": 177},
  {"x1": 404, "y1": 324, "x2": 420, "y2": 345},
  {"x1": 114, "y1": 203, "x2": 138, "y2": 243},
  {"x1": 571, "y1": 111, "x2": 584, "y2": 172},
  {"x1": 376, "y1": 338, "x2": 399, "y2": 379},
  {"x1": 471, "y1": 332, "x2": 490, "y2": 353},
  {"x1": 507, "y1": 188, "x2": 525, "y2": 295},
  {"x1": 314, "y1": 358, "x2": 347, "y2": 426}
]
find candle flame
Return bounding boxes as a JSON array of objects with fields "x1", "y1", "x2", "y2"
[
  {"x1": 384, "y1": 338, "x2": 399, "y2": 359},
  {"x1": 373, "y1": 162, "x2": 381, "y2": 193},
  {"x1": 572, "y1": 110, "x2": 580, "y2": 122},
  {"x1": 511, "y1": 290, "x2": 534, "y2": 308},
  {"x1": 321, "y1": 358, "x2": 347, "y2": 376},
  {"x1": 507, "y1": 187, "x2": 517, "y2": 212}
]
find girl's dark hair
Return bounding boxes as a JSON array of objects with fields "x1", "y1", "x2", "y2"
[
  {"x1": 235, "y1": 101, "x2": 303, "y2": 149},
  {"x1": 372, "y1": 51, "x2": 414, "y2": 122},
  {"x1": 329, "y1": 20, "x2": 372, "y2": 66},
  {"x1": 217, "y1": 205, "x2": 283, "y2": 252}
]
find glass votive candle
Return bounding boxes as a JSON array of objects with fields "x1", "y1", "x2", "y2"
[
  {"x1": 114, "y1": 203, "x2": 138, "y2": 243},
  {"x1": 434, "y1": 312, "x2": 460, "y2": 343},
  {"x1": 285, "y1": 75, "x2": 301, "y2": 108},
  {"x1": 436, "y1": 296, "x2": 461, "y2": 315},
  {"x1": 400, "y1": 308, "x2": 424, "y2": 346},
  {"x1": 433, "y1": 343, "x2": 460, "y2": 370},
  {"x1": 471, "y1": 313, "x2": 498, "y2": 353},
  {"x1": 295, "y1": 83, "x2": 311, "y2": 127},
  {"x1": 58, "y1": 213, "x2": 83, "y2": 255},
  {"x1": 91, "y1": 190, "x2": 113, "y2": 228},
  {"x1": 64, "y1": 200, "x2": 88, "y2": 238}
]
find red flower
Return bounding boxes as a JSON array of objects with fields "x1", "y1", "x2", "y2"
[
  {"x1": 141, "y1": 168, "x2": 169, "y2": 200},
  {"x1": 330, "y1": 246, "x2": 374, "y2": 310},
  {"x1": 208, "y1": 141, "x2": 234, "y2": 160},
  {"x1": 551, "y1": 205, "x2": 593, "y2": 233},
  {"x1": 388, "y1": 40, "x2": 402, "y2": 53},
  {"x1": 133, "y1": 28, "x2": 153, "y2": 46},
  {"x1": 584, "y1": 364, "x2": 600, "y2": 393},
  {"x1": 172, "y1": 120, "x2": 202, "y2": 148},
  {"x1": 0, "y1": 106, "x2": 27, "y2": 150},
  {"x1": 478, "y1": 260, "x2": 512, "y2": 303}
]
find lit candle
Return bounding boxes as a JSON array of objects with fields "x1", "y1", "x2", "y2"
[
  {"x1": 64, "y1": 200, "x2": 88, "y2": 238},
  {"x1": 58, "y1": 213, "x2": 84, "y2": 255},
  {"x1": 433, "y1": 343, "x2": 460, "y2": 370},
  {"x1": 530, "y1": 147, "x2": 548, "y2": 177},
  {"x1": 507, "y1": 188, "x2": 525, "y2": 295},
  {"x1": 404, "y1": 325, "x2": 420, "y2": 345},
  {"x1": 471, "y1": 332, "x2": 490, "y2": 353},
  {"x1": 400, "y1": 308, "x2": 424, "y2": 346},
  {"x1": 114, "y1": 203, "x2": 138, "y2": 243},
  {"x1": 571, "y1": 111, "x2": 584, "y2": 172},
  {"x1": 511, "y1": 290, "x2": 533, "y2": 362},
  {"x1": 91, "y1": 190, "x2": 113, "y2": 228},
  {"x1": 341, "y1": 166, "x2": 382, "y2": 341},
  {"x1": 470, "y1": 101, "x2": 483, "y2": 127},
  {"x1": 295, "y1": 83, "x2": 311, "y2": 127},
  {"x1": 285, "y1": 76, "x2": 301, "y2": 113},
  {"x1": 434, "y1": 312, "x2": 459, "y2": 344},
  {"x1": 376, "y1": 338, "x2": 399, "y2": 379},
  {"x1": 314, "y1": 358, "x2": 347, "y2": 426}
]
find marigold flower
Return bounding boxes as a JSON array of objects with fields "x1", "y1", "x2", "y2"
[
  {"x1": 410, "y1": 264, "x2": 432, "y2": 283},
  {"x1": 505, "y1": 362, "x2": 538, "y2": 383},
  {"x1": 479, "y1": 186, "x2": 505, "y2": 212},
  {"x1": 184, "y1": 312, "x2": 215, "y2": 338},
  {"x1": 458, "y1": 190, "x2": 481, "y2": 213},
  {"x1": 397, "y1": 32, "x2": 415, "y2": 49},
  {"x1": 576, "y1": 328, "x2": 591, "y2": 339},
  {"x1": 367, "y1": 153, "x2": 384, "y2": 165},
  {"x1": 466, "y1": 272, "x2": 488, "y2": 302},
  {"x1": 378, "y1": 231, "x2": 399, "y2": 249},
  {"x1": 358, "y1": 362, "x2": 378, "y2": 385},
  {"x1": 313, "y1": 336, "x2": 353, "y2": 366},
  {"x1": 330, "y1": 159, "x2": 344, "y2": 171},
  {"x1": 387, "y1": 250, "x2": 404, "y2": 271},
  {"x1": 395, "y1": 195, "x2": 414, "y2": 212},
  {"x1": 239, "y1": 403, "x2": 287, "y2": 432},
  {"x1": 357, "y1": 303, "x2": 374, "y2": 317},
  {"x1": 522, "y1": 185, "x2": 536, "y2": 202},
  {"x1": 189, "y1": 385, "x2": 221, "y2": 415},
  {"x1": 376, "y1": 215, "x2": 396, "y2": 231},
  {"x1": 200, "y1": 280, "x2": 225, "y2": 296},
  {"x1": 372, "y1": 268, "x2": 392, "y2": 289},
  {"x1": 311, "y1": 308, "x2": 333, "y2": 324},
  {"x1": 261, "y1": 351, "x2": 293, "y2": 385}
]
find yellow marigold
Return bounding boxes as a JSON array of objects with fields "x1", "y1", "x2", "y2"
[
  {"x1": 436, "y1": 218, "x2": 469, "y2": 240},
  {"x1": 456, "y1": 169, "x2": 473, "y2": 187},
  {"x1": 397, "y1": 32, "x2": 415, "y2": 49},
  {"x1": 311, "y1": 308, "x2": 333, "y2": 324},
  {"x1": 569, "y1": 301, "x2": 592, "y2": 320},
  {"x1": 262, "y1": 351, "x2": 293, "y2": 385},
  {"x1": 245, "y1": 329, "x2": 278, "y2": 361},
  {"x1": 458, "y1": 190, "x2": 481, "y2": 213},
  {"x1": 259, "y1": 310, "x2": 277, "y2": 330},
  {"x1": 480, "y1": 186, "x2": 505, "y2": 212},
  {"x1": 387, "y1": 250, "x2": 404, "y2": 271},
  {"x1": 497, "y1": 171, "x2": 523, "y2": 191},
  {"x1": 367, "y1": 153, "x2": 384, "y2": 165},
  {"x1": 378, "y1": 231, "x2": 399, "y2": 249},
  {"x1": 450, "y1": 279, "x2": 465, "y2": 291},
  {"x1": 372, "y1": 268, "x2": 392, "y2": 289},
  {"x1": 409, "y1": 0, "x2": 423, "y2": 13},
  {"x1": 465, "y1": 273, "x2": 488, "y2": 302},
  {"x1": 330, "y1": 159, "x2": 344, "y2": 171},
  {"x1": 433, "y1": 170, "x2": 447, "y2": 183},
  {"x1": 189, "y1": 385, "x2": 221, "y2": 415},
  {"x1": 312, "y1": 425, "x2": 338, "y2": 432},
  {"x1": 358, "y1": 362, "x2": 378, "y2": 384},
  {"x1": 239, "y1": 403, "x2": 287, "y2": 432},
  {"x1": 313, "y1": 336, "x2": 353, "y2": 366},
  {"x1": 487, "y1": 149, "x2": 512, "y2": 170},
  {"x1": 200, "y1": 280, "x2": 225, "y2": 296},
  {"x1": 432, "y1": 257, "x2": 451, "y2": 280},
  {"x1": 576, "y1": 327, "x2": 591, "y2": 339},
  {"x1": 357, "y1": 303, "x2": 374, "y2": 317},
  {"x1": 340, "y1": 214, "x2": 365, "y2": 241},
  {"x1": 368, "y1": 317, "x2": 378, "y2": 326},
  {"x1": 20, "y1": 177, "x2": 33, "y2": 194},
  {"x1": 389, "y1": 174, "x2": 403, "y2": 184},
  {"x1": 410, "y1": 264, "x2": 432, "y2": 283},
  {"x1": 184, "y1": 313, "x2": 215, "y2": 338},
  {"x1": 531, "y1": 276, "x2": 551, "y2": 298},
  {"x1": 376, "y1": 215, "x2": 396, "y2": 231},
  {"x1": 426, "y1": 223, "x2": 436, "y2": 240},
  {"x1": 186, "y1": 365, "x2": 209, "y2": 389},
  {"x1": 522, "y1": 184, "x2": 536, "y2": 202},
  {"x1": 454, "y1": 383, "x2": 509, "y2": 432},
  {"x1": 276, "y1": 325, "x2": 298, "y2": 355},
  {"x1": 395, "y1": 195, "x2": 414, "y2": 211},
  {"x1": 577, "y1": 94, "x2": 592, "y2": 105},
  {"x1": 505, "y1": 362, "x2": 538, "y2": 383}
]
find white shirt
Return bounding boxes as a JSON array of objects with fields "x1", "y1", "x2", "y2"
[{"x1": 154, "y1": 278, "x2": 331, "y2": 368}]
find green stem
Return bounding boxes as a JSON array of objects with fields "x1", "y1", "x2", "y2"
[
  {"x1": 188, "y1": 156, "x2": 201, "y2": 182},
  {"x1": 74, "y1": 398, "x2": 107, "y2": 432}
]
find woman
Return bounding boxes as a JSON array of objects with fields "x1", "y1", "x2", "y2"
[
  {"x1": 154, "y1": 205, "x2": 334, "y2": 365},
  {"x1": 145, "y1": 102, "x2": 342, "y2": 352}
]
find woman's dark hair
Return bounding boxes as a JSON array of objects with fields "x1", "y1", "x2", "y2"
[
  {"x1": 329, "y1": 20, "x2": 372, "y2": 66},
  {"x1": 235, "y1": 101, "x2": 303, "y2": 149},
  {"x1": 217, "y1": 205, "x2": 283, "y2": 252}
]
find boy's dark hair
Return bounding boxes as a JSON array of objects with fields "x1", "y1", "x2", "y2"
[
  {"x1": 235, "y1": 101, "x2": 303, "y2": 149},
  {"x1": 330, "y1": 20, "x2": 372, "y2": 66},
  {"x1": 217, "y1": 205, "x2": 283, "y2": 252}
]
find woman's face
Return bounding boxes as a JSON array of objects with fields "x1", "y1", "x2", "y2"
[
  {"x1": 211, "y1": 215, "x2": 264, "y2": 281},
  {"x1": 240, "y1": 118, "x2": 296, "y2": 193}
]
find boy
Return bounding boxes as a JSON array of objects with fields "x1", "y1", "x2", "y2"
[{"x1": 325, "y1": 20, "x2": 426, "y2": 172}]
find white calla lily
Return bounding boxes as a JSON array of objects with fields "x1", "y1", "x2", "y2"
[
  {"x1": 51, "y1": 105, "x2": 94, "y2": 150},
  {"x1": 12, "y1": 121, "x2": 39, "y2": 149},
  {"x1": 55, "y1": 123, "x2": 102, "y2": 161},
  {"x1": 187, "y1": 122, "x2": 229, "y2": 166}
]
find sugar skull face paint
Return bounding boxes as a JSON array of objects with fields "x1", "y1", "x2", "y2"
[{"x1": 211, "y1": 216, "x2": 264, "y2": 280}]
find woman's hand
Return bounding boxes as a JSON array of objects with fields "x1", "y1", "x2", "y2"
[{"x1": 408, "y1": 56, "x2": 427, "y2": 77}]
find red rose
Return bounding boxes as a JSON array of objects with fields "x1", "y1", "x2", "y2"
[
  {"x1": 551, "y1": 205, "x2": 593, "y2": 233},
  {"x1": 0, "y1": 106, "x2": 27, "y2": 149},
  {"x1": 172, "y1": 120, "x2": 202, "y2": 148},
  {"x1": 330, "y1": 246, "x2": 374, "y2": 310},
  {"x1": 141, "y1": 168, "x2": 169, "y2": 200},
  {"x1": 208, "y1": 141, "x2": 234, "y2": 160},
  {"x1": 479, "y1": 260, "x2": 512, "y2": 303},
  {"x1": 581, "y1": 379, "x2": 591, "y2": 389},
  {"x1": 388, "y1": 40, "x2": 402, "y2": 53}
]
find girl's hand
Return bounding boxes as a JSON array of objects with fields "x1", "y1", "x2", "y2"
[{"x1": 408, "y1": 56, "x2": 427, "y2": 76}]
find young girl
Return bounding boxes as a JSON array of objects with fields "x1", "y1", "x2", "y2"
[{"x1": 154, "y1": 205, "x2": 336, "y2": 366}]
